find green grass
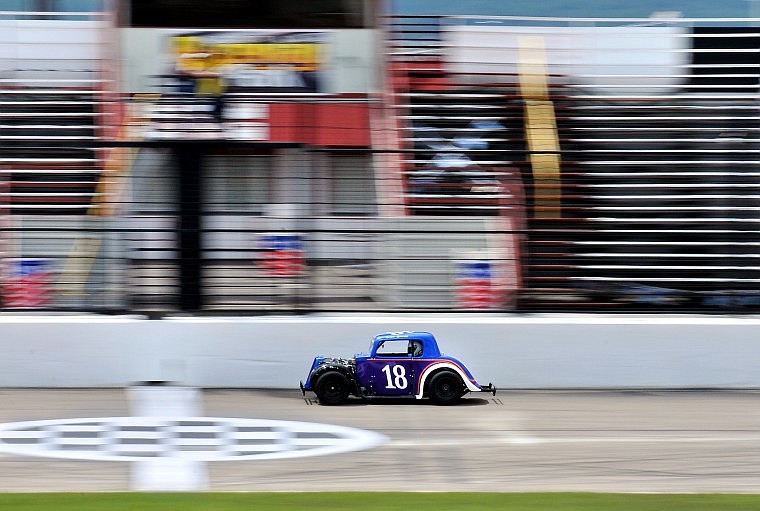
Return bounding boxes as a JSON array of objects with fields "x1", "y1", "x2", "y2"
[{"x1": 2, "y1": 493, "x2": 760, "y2": 511}]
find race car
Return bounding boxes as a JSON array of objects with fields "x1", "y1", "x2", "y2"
[{"x1": 300, "y1": 331, "x2": 496, "y2": 405}]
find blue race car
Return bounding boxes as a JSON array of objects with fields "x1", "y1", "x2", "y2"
[{"x1": 300, "y1": 331, "x2": 496, "y2": 405}]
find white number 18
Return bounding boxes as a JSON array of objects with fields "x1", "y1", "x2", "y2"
[{"x1": 381, "y1": 364, "x2": 408, "y2": 389}]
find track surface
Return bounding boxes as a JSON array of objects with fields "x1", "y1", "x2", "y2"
[{"x1": 0, "y1": 389, "x2": 759, "y2": 492}]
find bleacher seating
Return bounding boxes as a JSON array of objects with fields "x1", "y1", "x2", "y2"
[
  {"x1": 524, "y1": 96, "x2": 760, "y2": 309},
  {"x1": 0, "y1": 83, "x2": 102, "y2": 213},
  {"x1": 0, "y1": 10, "x2": 114, "y2": 215},
  {"x1": 387, "y1": 15, "x2": 760, "y2": 312}
]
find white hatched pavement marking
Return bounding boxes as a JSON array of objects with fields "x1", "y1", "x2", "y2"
[{"x1": 0, "y1": 387, "x2": 388, "y2": 491}]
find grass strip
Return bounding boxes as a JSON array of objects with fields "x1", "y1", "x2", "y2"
[{"x1": 2, "y1": 492, "x2": 760, "y2": 511}]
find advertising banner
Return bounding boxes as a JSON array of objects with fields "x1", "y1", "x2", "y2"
[
  {"x1": 170, "y1": 30, "x2": 325, "y2": 93},
  {"x1": 258, "y1": 234, "x2": 305, "y2": 277},
  {"x1": 2, "y1": 259, "x2": 54, "y2": 309},
  {"x1": 454, "y1": 259, "x2": 497, "y2": 309}
]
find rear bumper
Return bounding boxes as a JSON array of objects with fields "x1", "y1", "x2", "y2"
[{"x1": 479, "y1": 383, "x2": 497, "y2": 396}]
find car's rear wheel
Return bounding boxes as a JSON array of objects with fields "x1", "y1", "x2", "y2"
[
  {"x1": 428, "y1": 370, "x2": 464, "y2": 405},
  {"x1": 315, "y1": 371, "x2": 350, "y2": 405}
]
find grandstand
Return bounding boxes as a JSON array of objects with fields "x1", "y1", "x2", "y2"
[{"x1": 1, "y1": 2, "x2": 759, "y2": 314}]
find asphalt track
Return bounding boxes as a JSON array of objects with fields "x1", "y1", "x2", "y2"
[{"x1": 1, "y1": 388, "x2": 759, "y2": 493}]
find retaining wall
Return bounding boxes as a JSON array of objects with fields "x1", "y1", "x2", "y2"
[{"x1": 0, "y1": 314, "x2": 758, "y2": 388}]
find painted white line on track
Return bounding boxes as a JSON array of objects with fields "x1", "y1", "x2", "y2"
[
  {"x1": 389, "y1": 433, "x2": 760, "y2": 448},
  {"x1": 525, "y1": 435, "x2": 760, "y2": 444}
]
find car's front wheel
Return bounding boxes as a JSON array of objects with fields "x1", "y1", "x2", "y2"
[
  {"x1": 314, "y1": 371, "x2": 350, "y2": 405},
  {"x1": 428, "y1": 370, "x2": 464, "y2": 405}
]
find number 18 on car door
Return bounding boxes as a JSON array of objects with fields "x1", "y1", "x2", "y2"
[{"x1": 362, "y1": 339, "x2": 416, "y2": 396}]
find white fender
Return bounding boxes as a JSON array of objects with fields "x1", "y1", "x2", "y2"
[{"x1": 415, "y1": 361, "x2": 480, "y2": 399}]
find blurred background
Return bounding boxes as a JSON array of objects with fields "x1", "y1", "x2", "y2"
[{"x1": 1, "y1": 0, "x2": 759, "y2": 316}]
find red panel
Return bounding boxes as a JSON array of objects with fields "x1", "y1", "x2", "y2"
[
  {"x1": 267, "y1": 102, "x2": 370, "y2": 147},
  {"x1": 268, "y1": 103, "x2": 300, "y2": 143},
  {"x1": 313, "y1": 103, "x2": 370, "y2": 147}
]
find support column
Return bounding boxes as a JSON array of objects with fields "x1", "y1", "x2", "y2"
[{"x1": 175, "y1": 146, "x2": 202, "y2": 312}]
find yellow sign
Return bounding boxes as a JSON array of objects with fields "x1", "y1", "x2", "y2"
[{"x1": 170, "y1": 31, "x2": 324, "y2": 92}]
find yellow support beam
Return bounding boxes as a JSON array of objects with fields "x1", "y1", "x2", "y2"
[
  {"x1": 90, "y1": 94, "x2": 159, "y2": 217},
  {"x1": 57, "y1": 235, "x2": 101, "y2": 297},
  {"x1": 518, "y1": 36, "x2": 562, "y2": 219},
  {"x1": 59, "y1": 94, "x2": 158, "y2": 296},
  {"x1": 517, "y1": 36, "x2": 550, "y2": 101}
]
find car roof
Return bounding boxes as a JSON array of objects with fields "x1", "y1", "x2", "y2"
[
  {"x1": 373, "y1": 331, "x2": 435, "y2": 343},
  {"x1": 371, "y1": 331, "x2": 441, "y2": 357}
]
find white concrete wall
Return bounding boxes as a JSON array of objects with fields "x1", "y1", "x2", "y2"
[
  {"x1": 0, "y1": 18, "x2": 105, "y2": 85},
  {"x1": 0, "y1": 314, "x2": 759, "y2": 388},
  {"x1": 445, "y1": 24, "x2": 689, "y2": 95}
]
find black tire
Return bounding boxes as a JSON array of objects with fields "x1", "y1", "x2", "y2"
[
  {"x1": 428, "y1": 370, "x2": 464, "y2": 405},
  {"x1": 314, "y1": 371, "x2": 350, "y2": 405}
]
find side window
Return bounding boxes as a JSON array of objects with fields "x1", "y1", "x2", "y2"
[
  {"x1": 375, "y1": 340, "x2": 409, "y2": 357},
  {"x1": 410, "y1": 341, "x2": 423, "y2": 357}
]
